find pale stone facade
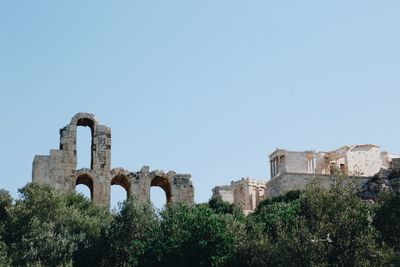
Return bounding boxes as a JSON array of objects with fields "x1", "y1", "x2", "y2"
[
  {"x1": 212, "y1": 178, "x2": 267, "y2": 214},
  {"x1": 213, "y1": 145, "x2": 399, "y2": 212},
  {"x1": 32, "y1": 113, "x2": 194, "y2": 207},
  {"x1": 267, "y1": 144, "x2": 400, "y2": 198},
  {"x1": 269, "y1": 145, "x2": 399, "y2": 179}
]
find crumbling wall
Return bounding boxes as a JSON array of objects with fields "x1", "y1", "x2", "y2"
[
  {"x1": 129, "y1": 167, "x2": 194, "y2": 204},
  {"x1": 270, "y1": 145, "x2": 399, "y2": 180},
  {"x1": 346, "y1": 145, "x2": 382, "y2": 176},
  {"x1": 212, "y1": 186, "x2": 234, "y2": 203},
  {"x1": 267, "y1": 173, "x2": 370, "y2": 199},
  {"x1": 212, "y1": 178, "x2": 267, "y2": 214},
  {"x1": 32, "y1": 113, "x2": 194, "y2": 206},
  {"x1": 33, "y1": 113, "x2": 112, "y2": 206}
]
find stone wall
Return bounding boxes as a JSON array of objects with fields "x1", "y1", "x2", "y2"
[
  {"x1": 269, "y1": 150, "x2": 316, "y2": 178},
  {"x1": 285, "y1": 152, "x2": 313, "y2": 174},
  {"x1": 270, "y1": 145, "x2": 400, "y2": 180},
  {"x1": 266, "y1": 172, "x2": 370, "y2": 199},
  {"x1": 212, "y1": 178, "x2": 267, "y2": 214},
  {"x1": 213, "y1": 145, "x2": 397, "y2": 213},
  {"x1": 346, "y1": 145, "x2": 384, "y2": 176},
  {"x1": 32, "y1": 113, "x2": 194, "y2": 206}
]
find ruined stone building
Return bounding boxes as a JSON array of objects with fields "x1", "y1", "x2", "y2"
[
  {"x1": 269, "y1": 144, "x2": 397, "y2": 178},
  {"x1": 212, "y1": 178, "x2": 267, "y2": 214},
  {"x1": 213, "y1": 144, "x2": 400, "y2": 213},
  {"x1": 32, "y1": 113, "x2": 195, "y2": 207},
  {"x1": 267, "y1": 144, "x2": 400, "y2": 198}
]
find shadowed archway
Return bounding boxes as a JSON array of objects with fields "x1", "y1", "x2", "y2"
[
  {"x1": 76, "y1": 173, "x2": 94, "y2": 200},
  {"x1": 111, "y1": 174, "x2": 131, "y2": 199},
  {"x1": 151, "y1": 176, "x2": 172, "y2": 205}
]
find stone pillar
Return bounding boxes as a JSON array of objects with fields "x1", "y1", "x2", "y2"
[
  {"x1": 277, "y1": 156, "x2": 280, "y2": 175},
  {"x1": 271, "y1": 160, "x2": 275, "y2": 177},
  {"x1": 270, "y1": 160, "x2": 273, "y2": 178}
]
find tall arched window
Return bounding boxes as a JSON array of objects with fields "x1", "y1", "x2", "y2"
[{"x1": 76, "y1": 118, "x2": 95, "y2": 170}]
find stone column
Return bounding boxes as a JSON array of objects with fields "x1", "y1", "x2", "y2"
[
  {"x1": 277, "y1": 156, "x2": 280, "y2": 174},
  {"x1": 270, "y1": 160, "x2": 273, "y2": 178}
]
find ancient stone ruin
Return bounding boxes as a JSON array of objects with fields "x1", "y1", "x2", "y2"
[
  {"x1": 266, "y1": 145, "x2": 398, "y2": 198},
  {"x1": 32, "y1": 112, "x2": 195, "y2": 206},
  {"x1": 214, "y1": 144, "x2": 400, "y2": 213},
  {"x1": 212, "y1": 178, "x2": 267, "y2": 215}
]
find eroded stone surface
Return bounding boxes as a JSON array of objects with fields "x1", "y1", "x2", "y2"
[
  {"x1": 359, "y1": 159, "x2": 400, "y2": 200},
  {"x1": 212, "y1": 178, "x2": 267, "y2": 214},
  {"x1": 213, "y1": 145, "x2": 400, "y2": 213},
  {"x1": 32, "y1": 113, "x2": 194, "y2": 206},
  {"x1": 267, "y1": 145, "x2": 400, "y2": 198}
]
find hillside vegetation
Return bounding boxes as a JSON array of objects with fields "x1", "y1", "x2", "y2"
[{"x1": 0, "y1": 176, "x2": 399, "y2": 266}]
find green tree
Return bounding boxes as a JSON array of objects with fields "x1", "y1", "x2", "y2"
[
  {"x1": 0, "y1": 239, "x2": 11, "y2": 266},
  {"x1": 208, "y1": 196, "x2": 243, "y2": 217},
  {"x1": 0, "y1": 189, "x2": 12, "y2": 266},
  {"x1": 239, "y1": 176, "x2": 394, "y2": 266},
  {"x1": 373, "y1": 192, "x2": 400, "y2": 262},
  {"x1": 62, "y1": 193, "x2": 112, "y2": 267},
  {"x1": 106, "y1": 198, "x2": 160, "y2": 267},
  {"x1": 300, "y1": 175, "x2": 391, "y2": 266},
  {"x1": 252, "y1": 196, "x2": 302, "y2": 240},
  {"x1": 3, "y1": 183, "x2": 111, "y2": 267},
  {"x1": 240, "y1": 198, "x2": 311, "y2": 267},
  {"x1": 255, "y1": 190, "x2": 301, "y2": 212},
  {"x1": 2, "y1": 179, "x2": 399, "y2": 266},
  {"x1": 154, "y1": 204, "x2": 239, "y2": 267},
  {"x1": 0, "y1": 189, "x2": 12, "y2": 223}
]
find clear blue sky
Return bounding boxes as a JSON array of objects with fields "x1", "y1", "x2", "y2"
[{"x1": 1, "y1": 1, "x2": 400, "y2": 208}]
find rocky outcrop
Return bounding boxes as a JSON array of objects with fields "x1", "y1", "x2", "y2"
[{"x1": 359, "y1": 166, "x2": 400, "y2": 200}]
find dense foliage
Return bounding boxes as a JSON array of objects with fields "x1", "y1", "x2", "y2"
[{"x1": 0, "y1": 178, "x2": 399, "y2": 266}]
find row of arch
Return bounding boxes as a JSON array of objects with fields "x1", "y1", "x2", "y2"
[
  {"x1": 71, "y1": 113, "x2": 177, "y2": 208},
  {"x1": 75, "y1": 173, "x2": 172, "y2": 206},
  {"x1": 32, "y1": 112, "x2": 194, "y2": 209}
]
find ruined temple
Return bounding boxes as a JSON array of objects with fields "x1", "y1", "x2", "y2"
[
  {"x1": 32, "y1": 113, "x2": 195, "y2": 206},
  {"x1": 213, "y1": 144, "x2": 400, "y2": 213},
  {"x1": 267, "y1": 144, "x2": 400, "y2": 198}
]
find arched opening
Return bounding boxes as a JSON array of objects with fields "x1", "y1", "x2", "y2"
[
  {"x1": 76, "y1": 118, "x2": 94, "y2": 169},
  {"x1": 150, "y1": 187, "x2": 168, "y2": 210},
  {"x1": 76, "y1": 184, "x2": 92, "y2": 200},
  {"x1": 150, "y1": 176, "x2": 172, "y2": 209},
  {"x1": 76, "y1": 174, "x2": 94, "y2": 200},
  {"x1": 111, "y1": 175, "x2": 130, "y2": 210}
]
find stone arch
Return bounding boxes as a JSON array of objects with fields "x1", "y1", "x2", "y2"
[
  {"x1": 32, "y1": 113, "x2": 194, "y2": 207},
  {"x1": 150, "y1": 175, "x2": 172, "y2": 204},
  {"x1": 71, "y1": 113, "x2": 98, "y2": 170},
  {"x1": 75, "y1": 173, "x2": 94, "y2": 200},
  {"x1": 111, "y1": 174, "x2": 131, "y2": 198},
  {"x1": 70, "y1": 113, "x2": 98, "y2": 129}
]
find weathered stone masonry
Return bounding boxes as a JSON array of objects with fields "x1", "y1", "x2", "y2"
[
  {"x1": 212, "y1": 178, "x2": 267, "y2": 215},
  {"x1": 32, "y1": 113, "x2": 195, "y2": 206},
  {"x1": 267, "y1": 145, "x2": 400, "y2": 198},
  {"x1": 213, "y1": 144, "x2": 400, "y2": 213}
]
